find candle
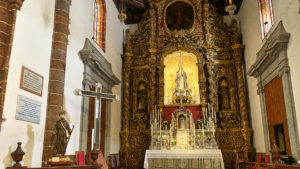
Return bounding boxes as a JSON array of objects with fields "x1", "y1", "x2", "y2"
[
  {"x1": 229, "y1": 0, "x2": 232, "y2": 5},
  {"x1": 202, "y1": 123, "x2": 204, "y2": 136}
]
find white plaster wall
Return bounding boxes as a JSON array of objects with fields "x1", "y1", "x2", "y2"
[
  {"x1": 64, "y1": 0, "x2": 124, "y2": 156},
  {"x1": 0, "y1": 0, "x2": 55, "y2": 168},
  {"x1": 239, "y1": 0, "x2": 300, "y2": 153},
  {"x1": 64, "y1": 0, "x2": 94, "y2": 155},
  {"x1": 104, "y1": 0, "x2": 124, "y2": 154}
]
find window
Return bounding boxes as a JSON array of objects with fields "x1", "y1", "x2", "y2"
[
  {"x1": 258, "y1": 0, "x2": 274, "y2": 38},
  {"x1": 94, "y1": 0, "x2": 106, "y2": 51}
]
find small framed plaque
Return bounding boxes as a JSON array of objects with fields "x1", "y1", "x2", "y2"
[{"x1": 20, "y1": 66, "x2": 43, "y2": 96}]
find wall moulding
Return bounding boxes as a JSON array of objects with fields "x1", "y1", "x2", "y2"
[{"x1": 248, "y1": 21, "x2": 300, "y2": 159}]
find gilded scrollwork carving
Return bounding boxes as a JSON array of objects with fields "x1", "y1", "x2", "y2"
[{"x1": 120, "y1": 0, "x2": 253, "y2": 168}]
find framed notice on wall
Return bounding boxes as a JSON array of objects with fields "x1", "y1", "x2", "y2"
[{"x1": 20, "y1": 66, "x2": 44, "y2": 96}]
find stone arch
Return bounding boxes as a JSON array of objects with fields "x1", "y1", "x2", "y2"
[{"x1": 94, "y1": 0, "x2": 106, "y2": 51}]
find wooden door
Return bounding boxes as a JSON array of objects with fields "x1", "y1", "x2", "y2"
[{"x1": 264, "y1": 76, "x2": 291, "y2": 155}]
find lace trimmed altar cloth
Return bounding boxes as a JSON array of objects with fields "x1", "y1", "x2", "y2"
[{"x1": 144, "y1": 150, "x2": 224, "y2": 169}]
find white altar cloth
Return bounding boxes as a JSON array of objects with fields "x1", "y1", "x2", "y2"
[{"x1": 144, "y1": 149, "x2": 224, "y2": 169}]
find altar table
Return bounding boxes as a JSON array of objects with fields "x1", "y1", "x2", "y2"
[{"x1": 144, "y1": 149, "x2": 225, "y2": 169}]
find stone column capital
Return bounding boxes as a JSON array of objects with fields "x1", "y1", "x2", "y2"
[{"x1": 8, "y1": 0, "x2": 24, "y2": 10}]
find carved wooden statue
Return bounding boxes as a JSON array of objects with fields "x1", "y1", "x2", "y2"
[
  {"x1": 137, "y1": 82, "x2": 147, "y2": 112},
  {"x1": 218, "y1": 78, "x2": 231, "y2": 110},
  {"x1": 52, "y1": 111, "x2": 73, "y2": 156}
]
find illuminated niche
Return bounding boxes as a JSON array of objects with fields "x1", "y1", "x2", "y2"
[{"x1": 164, "y1": 50, "x2": 200, "y2": 105}]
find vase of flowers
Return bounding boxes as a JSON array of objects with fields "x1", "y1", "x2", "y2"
[
  {"x1": 162, "y1": 120, "x2": 170, "y2": 130},
  {"x1": 171, "y1": 138, "x2": 176, "y2": 146}
]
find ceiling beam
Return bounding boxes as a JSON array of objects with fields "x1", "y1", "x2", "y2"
[{"x1": 125, "y1": 0, "x2": 145, "y2": 10}]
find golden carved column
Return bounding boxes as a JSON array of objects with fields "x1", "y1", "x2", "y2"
[
  {"x1": 203, "y1": 0, "x2": 218, "y2": 109},
  {"x1": 233, "y1": 44, "x2": 252, "y2": 152},
  {"x1": 149, "y1": 49, "x2": 157, "y2": 112},
  {"x1": 148, "y1": 2, "x2": 158, "y2": 111},
  {"x1": 120, "y1": 52, "x2": 132, "y2": 166},
  {"x1": 205, "y1": 47, "x2": 218, "y2": 107},
  {"x1": 231, "y1": 21, "x2": 252, "y2": 154},
  {"x1": 158, "y1": 60, "x2": 164, "y2": 108},
  {"x1": 231, "y1": 21, "x2": 248, "y2": 127},
  {"x1": 120, "y1": 29, "x2": 133, "y2": 165},
  {"x1": 232, "y1": 45, "x2": 247, "y2": 125},
  {"x1": 197, "y1": 52, "x2": 208, "y2": 111},
  {"x1": 203, "y1": 0, "x2": 217, "y2": 46}
]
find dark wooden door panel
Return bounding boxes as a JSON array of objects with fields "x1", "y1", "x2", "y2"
[
  {"x1": 100, "y1": 99, "x2": 106, "y2": 154},
  {"x1": 264, "y1": 76, "x2": 291, "y2": 155},
  {"x1": 87, "y1": 86, "x2": 96, "y2": 152}
]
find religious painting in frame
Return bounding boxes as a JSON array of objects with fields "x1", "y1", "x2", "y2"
[
  {"x1": 19, "y1": 66, "x2": 44, "y2": 96},
  {"x1": 166, "y1": 1, "x2": 194, "y2": 31}
]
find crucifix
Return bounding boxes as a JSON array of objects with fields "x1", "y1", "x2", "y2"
[{"x1": 74, "y1": 83, "x2": 120, "y2": 150}]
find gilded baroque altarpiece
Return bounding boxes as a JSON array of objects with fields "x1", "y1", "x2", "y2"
[{"x1": 120, "y1": 0, "x2": 253, "y2": 168}]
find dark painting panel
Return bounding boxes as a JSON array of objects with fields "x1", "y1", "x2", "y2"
[{"x1": 166, "y1": 1, "x2": 194, "y2": 31}]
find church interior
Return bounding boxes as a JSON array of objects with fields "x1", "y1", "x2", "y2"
[{"x1": 0, "y1": 0, "x2": 300, "y2": 169}]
